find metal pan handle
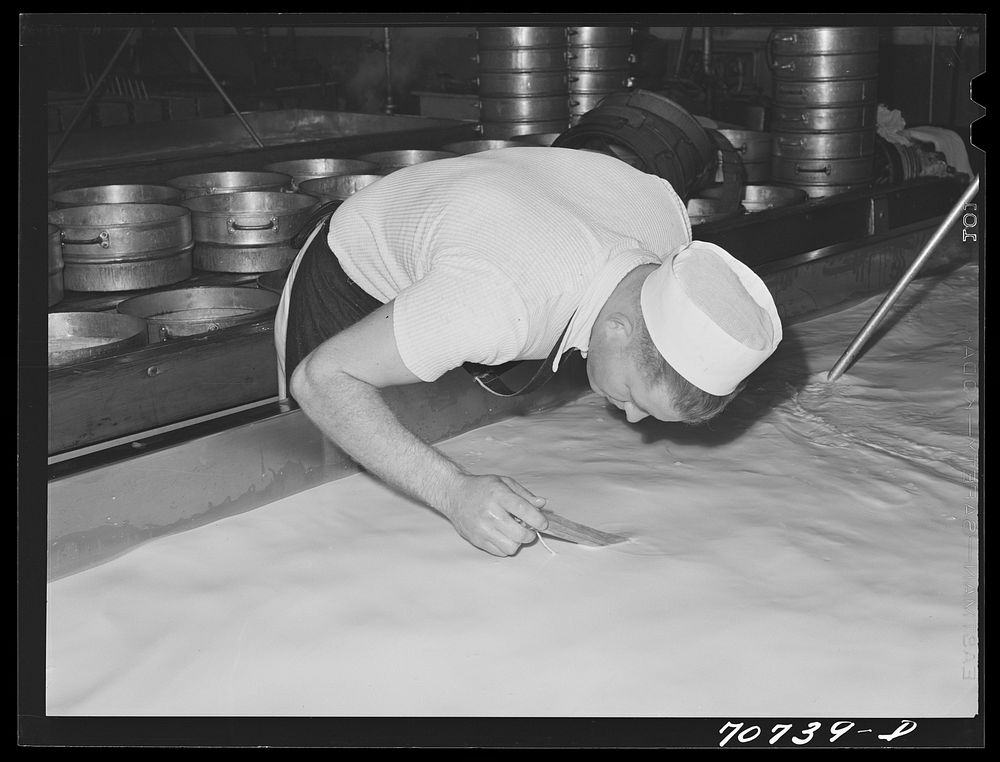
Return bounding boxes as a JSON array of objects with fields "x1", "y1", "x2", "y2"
[
  {"x1": 228, "y1": 217, "x2": 278, "y2": 232},
  {"x1": 61, "y1": 230, "x2": 110, "y2": 248},
  {"x1": 777, "y1": 137, "x2": 805, "y2": 147},
  {"x1": 795, "y1": 163, "x2": 833, "y2": 175}
]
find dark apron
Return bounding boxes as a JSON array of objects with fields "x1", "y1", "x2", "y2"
[{"x1": 284, "y1": 206, "x2": 572, "y2": 400}]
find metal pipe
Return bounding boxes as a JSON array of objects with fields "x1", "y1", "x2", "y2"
[
  {"x1": 702, "y1": 26, "x2": 712, "y2": 76},
  {"x1": 172, "y1": 27, "x2": 265, "y2": 148},
  {"x1": 383, "y1": 27, "x2": 396, "y2": 115},
  {"x1": 827, "y1": 175, "x2": 979, "y2": 383},
  {"x1": 674, "y1": 26, "x2": 692, "y2": 77},
  {"x1": 48, "y1": 28, "x2": 136, "y2": 167}
]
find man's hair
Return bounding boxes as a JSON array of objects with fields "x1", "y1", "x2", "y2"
[{"x1": 634, "y1": 316, "x2": 745, "y2": 425}]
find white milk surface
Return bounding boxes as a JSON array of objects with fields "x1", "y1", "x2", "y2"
[{"x1": 46, "y1": 264, "x2": 981, "y2": 718}]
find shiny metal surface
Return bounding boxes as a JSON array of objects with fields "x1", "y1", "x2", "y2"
[
  {"x1": 773, "y1": 78, "x2": 878, "y2": 106},
  {"x1": 356, "y1": 149, "x2": 460, "y2": 171},
  {"x1": 773, "y1": 104, "x2": 878, "y2": 132},
  {"x1": 476, "y1": 70, "x2": 568, "y2": 96},
  {"x1": 770, "y1": 26, "x2": 880, "y2": 55},
  {"x1": 508, "y1": 132, "x2": 563, "y2": 146},
  {"x1": 193, "y1": 242, "x2": 299, "y2": 274},
  {"x1": 770, "y1": 51, "x2": 880, "y2": 81},
  {"x1": 566, "y1": 45, "x2": 636, "y2": 70},
  {"x1": 475, "y1": 47, "x2": 568, "y2": 72},
  {"x1": 117, "y1": 285, "x2": 280, "y2": 342},
  {"x1": 716, "y1": 129, "x2": 771, "y2": 163},
  {"x1": 773, "y1": 130, "x2": 875, "y2": 160},
  {"x1": 50, "y1": 184, "x2": 185, "y2": 209},
  {"x1": 475, "y1": 26, "x2": 567, "y2": 49},
  {"x1": 298, "y1": 173, "x2": 386, "y2": 203},
  {"x1": 480, "y1": 120, "x2": 569, "y2": 138},
  {"x1": 441, "y1": 139, "x2": 520, "y2": 154},
  {"x1": 48, "y1": 311, "x2": 148, "y2": 367},
  {"x1": 740, "y1": 184, "x2": 810, "y2": 212},
  {"x1": 261, "y1": 158, "x2": 379, "y2": 189},
  {"x1": 568, "y1": 70, "x2": 634, "y2": 92},
  {"x1": 478, "y1": 95, "x2": 570, "y2": 122},
  {"x1": 183, "y1": 191, "x2": 318, "y2": 247},
  {"x1": 167, "y1": 170, "x2": 293, "y2": 199},
  {"x1": 787, "y1": 182, "x2": 873, "y2": 199},
  {"x1": 566, "y1": 26, "x2": 635, "y2": 47},
  {"x1": 772, "y1": 156, "x2": 874, "y2": 185}
]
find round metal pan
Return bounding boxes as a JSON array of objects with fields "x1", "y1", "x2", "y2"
[
  {"x1": 298, "y1": 174, "x2": 386, "y2": 203},
  {"x1": 773, "y1": 78, "x2": 878, "y2": 106},
  {"x1": 686, "y1": 197, "x2": 741, "y2": 225},
  {"x1": 476, "y1": 70, "x2": 568, "y2": 97},
  {"x1": 772, "y1": 104, "x2": 878, "y2": 132},
  {"x1": 770, "y1": 52, "x2": 880, "y2": 81},
  {"x1": 49, "y1": 184, "x2": 184, "y2": 209},
  {"x1": 117, "y1": 286, "x2": 280, "y2": 342},
  {"x1": 509, "y1": 132, "x2": 563, "y2": 146},
  {"x1": 48, "y1": 311, "x2": 148, "y2": 367},
  {"x1": 193, "y1": 242, "x2": 300, "y2": 274},
  {"x1": 261, "y1": 158, "x2": 379, "y2": 190},
  {"x1": 183, "y1": 191, "x2": 318, "y2": 247},
  {"x1": 167, "y1": 171, "x2": 293, "y2": 200},
  {"x1": 699, "y1": 183, "x2": 810, "y2": 212},
  {"x1": 789, "y1": 182, "x2": 872, "y2": 199},
  {"x1": 713, "y1": 159, "x2": 770, "y2": 184},
  {"x1": 475, "y1": 47, "x2": 568, "y2": 72},
  {"x1": 769, "y1": 26, "x2": 880, "y2": 55},
  {"x1": 441, "y1": 139, "x2": 521, "y2": 154},
  {"x1": 568, "y1": 70, "x2": 634, "y2": 92},
  {"x1": 569, "y1": 92, "x2": 613, "y2": 115},
  {"x1": 48, "y1": 223, "x2": 64, "y2": 307},
  {"x1": 475, "y1": 26, "x2": 567, "y2": 49},
  {"x1": 716, "y1": 128, "x2": 771, "y2": 163},
  {"x1": 566, "y1": 26, "x2": 635, "y2": 47},
  {"x1": 566, "y1": 45, "x2": 636, "y2": 70},
  {"x1": 771, "y1": 156, "x2": 874, "y2": 185},
  {"x1": 356, "y1": 149, "x2": 460, "y2": 173},
  {"x1": 480, "y1": 120, "x2": 570, "y2": 139},
  {"x1": 772, "y1": 130, "x2": 875, "y2": 160},
  {"x1": 478, "y1": 95, "x2": 570, "y2": 122}
]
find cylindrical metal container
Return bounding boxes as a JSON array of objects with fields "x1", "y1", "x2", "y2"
[
  {"x1": 773, "y1": 78, "x2": 878, "y2": 106},
  {"x1": 508, "y1": 132, "x2": 563, "y2": 146},
  {"x1": 475, "y1": 47, "x2": 568, "y2": 72},
  {"x1": 480, "y1": 120, "x2": 569, "y2": 139},
  {"x1": 566, "y1": 26, "x2": 635, "y2": 47},
  {"x1": 568, "y1": 70, "x2": 634, "y2": 92},
  {"x1": 769, "y1": 26, "x2": 880, "y2": 55},
  {"x1": 476, "y1": 70, "x2": 569, "y2": 96},
  {"x1": 167, "y1": 171, "x2": 292, "y2": 200},
  {"x1": 48, "y1": 312, "x2": 148, "y2": 367},
  {"x1": 769, "y1": 51, "x2": 880, "y2": 81},
  {"x1": 740, "y1": 184, "x2": 810, "y2": 212},
  {"x1": 772, "y1": 129, "x2": 875, "y2": 160},
  {"x1": 261, "y1": 158, "x2": 379, "y2": 190},
  {"x1": 478, "y1": 95, "x2": 570, "y2": 122},
  {"x1": 48, "y1": 203, "x2": 193, "y2": 292},
  {"x1": 49, "y1": 184, "x2": 184, "y2": 209},
  {"x1": 476, "y1": 26, "x2": 567, "y2": 49},
  {"x1": 48, "y1": 223, "x2": 64, "y2": 307},
  {"x1": 356, "y1": 149, "x2": 459, "y2": 173},
  {"x1": 566, "y1": 45, "x2": 636, "y2": 71},
  {"x1": 183, "y1": 191, "x2": 318, "y2": 273},
  {"x1": 117, "y1": 286, "x2": 280, "y2": 342},
  {"x1": 441, "y1": 139, "x2": 521, "y2": 154},
  {"x1": 569, "y1": 92, "x2": 612, "y2": 114},
  {"x1": 298, "y1": 174, "x2": 386, "y2": 204},
  {"x1": 772, "y1": 104, "x2": 878, "y2": 133},
  {"x1": 716, "y1": 129, "x2": 772, "y2": 163},
  {"x1": 771, "y1": 156, "x2": 875, "y2": 185},
  {"x1": 788, "y1": 182, "x2": 872, "y2": 199}
]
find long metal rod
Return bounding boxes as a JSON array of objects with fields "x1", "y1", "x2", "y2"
[
  {"x1": 827, "y1": 175, "x2": 979, "y2": 382},
  {"x1": 383, "y1": 27, "x2": 396, "y2": 115},
  {"x1": 172, "y1": 27, "x2": 265, "y2": 148},
  {"x1": 48, "y1": 28, "x2": 137, "y2": 167}
]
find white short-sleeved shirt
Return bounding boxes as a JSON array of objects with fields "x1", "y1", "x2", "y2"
[{"x1": 285, "y1": 147, "x2": 692, "y2": 384}]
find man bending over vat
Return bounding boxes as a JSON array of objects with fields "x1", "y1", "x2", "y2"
[{"x1": 275, "y1": 147, "x2": 781, "y2": 557}]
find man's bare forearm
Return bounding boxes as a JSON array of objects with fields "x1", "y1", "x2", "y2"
[{"x1": 292, "y1": 364, "x2": 464, "y2": 517}]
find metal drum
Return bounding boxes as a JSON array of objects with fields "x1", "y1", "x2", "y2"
[
  {"x1": 167, "y1": 171, "x2": 292, "y2": 200},
  {"x1": 356, "y1": 149, "x2": 459, "y2": 173},
  {"x1": 183, "y1": 191, "x2": 318, "y2": 273},
  {"x1": 567, "y1": 27, "x2": 636, "y2": 125},
  {"x1": 714, "y1": 128, "x2": 771, "y2": 183},
  {"x1": 481, "y1": 120, "x2": 569, "y2": 139},
  {"x1": 568, "y1": 70, "x2": 635, "y2": 92},
  {"x1": 771, "y1": 156, "x2": 875, "y2": 185},
  {"x1": 261, "y1": 158, "x2": 379, "y2": 190},
  {"x1": 475, "y1": 47, "x2": 568, "y2": 72},
  {"x1": 298, "y1": 174, "x2": 386, "y2": 204},
  {"x1": 475, "y1": 26, "x2": 567, "y2": 49},
  {"x1": 769, "y1": 26, "x2": 880, "y2": 55},
  {"x1": 773, "y1": 78, "x2": 878, "y2": 106},
  {"x1": 740, "y1": 184, "x2": 810, "y2": 212},
  {"x1": 48, "y1": 312, "x2": 148, "y2": 367},
  {"x1": 48, "y1": 203, "x2": 193, "y2": 292},
  {"x1": 772, "y1": 129, "x2": 875, "y2": 160},
  {"x1": 566, "y1": 45, "x2": 637, "y2": 71},
  {"x1": 441, "y1": 139, "x2": 521, "y2": 154},
  {"x1": 566, "y1": 26, "x2": 635, "y2": 47},
  {"x1": 117, "y1": 286, "x2": 280, "y2": 342},
  {"x1": 49, "y1": 184, "x2": 184, "y2": 209},
  {"x1": 509, "y1": 132, "x2": 563, "y2": 146},
  {"x1": 789, "y1": 182, "x2": 871, "y2": 199},
  {"x1": 475, "y1": 70, "x2": 569, "y2": 97},
  {"x1": 477, "y1": 95, "x2": 570, "y2": 122},
  {"x1": 770, "y1": 52, "x2": 879, "y2": 81},
  {"x1": 48, "y1": 223, "x2": 64, "y2": 307},
  {"x1": 772, "y1": 104, "x2": 878, "y2": 132}
]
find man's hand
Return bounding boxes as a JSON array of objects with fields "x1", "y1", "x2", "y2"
[{"x1": 441, "y1": 474, "x2": 550, "y2": 557}]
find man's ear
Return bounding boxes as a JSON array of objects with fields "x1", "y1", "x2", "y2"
[{"x1": 600, "y1": 311, "x2": 635, "y2": 345}]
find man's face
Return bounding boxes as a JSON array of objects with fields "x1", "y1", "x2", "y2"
[{"x1": 586, "y1": 342, "x2": 684, "y2": 424}]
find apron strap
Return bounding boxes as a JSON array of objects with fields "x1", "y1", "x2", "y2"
[{"x1": 463, "y1": 317, "x2": 575, "y2": 398}]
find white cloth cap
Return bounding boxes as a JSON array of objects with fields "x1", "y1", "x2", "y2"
[{"x1": 639, "y1": 241, "x2": 782, "y2": 395}]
